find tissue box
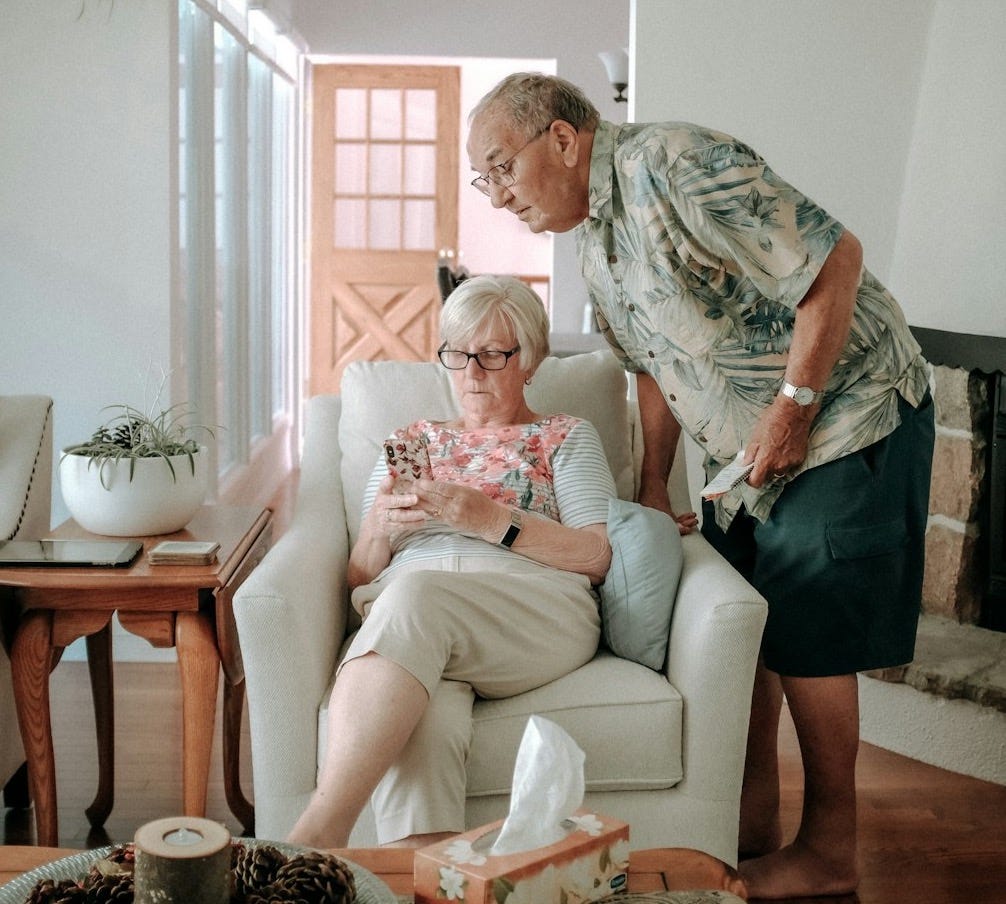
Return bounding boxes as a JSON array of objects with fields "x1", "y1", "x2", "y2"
[{"x1": 414, "y1": 810, "x2": 630, "y2": 904}]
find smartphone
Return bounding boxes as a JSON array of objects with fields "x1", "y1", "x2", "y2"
[{"x1": 384, "y1": 436, "x2": 433, "y2": 486}]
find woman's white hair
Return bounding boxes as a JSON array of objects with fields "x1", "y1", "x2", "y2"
[{"x1": 440, "y1": 274, "x2": 550, "y2": 371}]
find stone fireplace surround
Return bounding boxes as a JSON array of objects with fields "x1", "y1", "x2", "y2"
[{"x1": 861, "y1": 328, "x2": 1006, "y2": 784}]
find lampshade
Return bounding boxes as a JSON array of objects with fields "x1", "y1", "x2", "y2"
[{"x1": 598, "y1": 49, "x2": 629, "y2": 103}]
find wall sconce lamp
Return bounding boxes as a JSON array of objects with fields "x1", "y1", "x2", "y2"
[{"x1": 598, "y1": 49, "x2": 629, "y2": 103}]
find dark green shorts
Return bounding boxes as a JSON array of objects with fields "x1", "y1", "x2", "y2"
[{"x1": 701, "y1": 392, "x2": 935, "y2": 677}]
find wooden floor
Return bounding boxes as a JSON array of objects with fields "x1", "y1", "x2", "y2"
[{"x1": 3, "y1": 476, "x2": 1005, "y2": 902}]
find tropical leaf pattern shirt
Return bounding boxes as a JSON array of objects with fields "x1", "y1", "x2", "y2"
[{"x1": 577, "y1": 120, "x2": 931, "y2": 526}]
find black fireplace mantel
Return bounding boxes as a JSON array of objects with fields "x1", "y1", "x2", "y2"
[{"x1": 910, "y1": 327, "x2": 1006, "y2": 375}]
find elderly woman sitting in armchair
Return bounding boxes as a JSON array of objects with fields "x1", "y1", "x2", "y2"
[{"x1": 288, "y1": 275, "x2": 618, "y2": 850}]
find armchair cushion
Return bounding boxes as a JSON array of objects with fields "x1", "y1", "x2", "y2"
[{"x1": 599, "y1": 498, "x2": 683, "y2": 670}]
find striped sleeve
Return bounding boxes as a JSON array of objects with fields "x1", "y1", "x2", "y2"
[{"x1": 551, "y1": 419, "x2": 617, "y2": 528}]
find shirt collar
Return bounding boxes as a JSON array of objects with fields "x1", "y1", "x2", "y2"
[{"x1": 587, "y1": 120, "x2": 617, "y2": 222}]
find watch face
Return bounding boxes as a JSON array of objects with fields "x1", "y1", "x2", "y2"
[{"x1": 793, "y1": 386, "x2": 815, "y2": 405}]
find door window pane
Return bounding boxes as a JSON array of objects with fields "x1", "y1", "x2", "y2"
[
  {"x1": 368, "y1": 144, "x2": 402, "y2": 195},
  {"x1": 403, "y1": 199, "x2": 434, "y2": 250},
  {"x1": 334, "y1": 198, "x2": 366, "y2": 248},
  {"x1": 403, "y1": 144, "x2": 435, "y2": 195},
  {"x1": 368, "y1": 199, "x2": 400, "y2": 249},
  {"x1": 370, "y1": 88, "x2": 401, "y2": 139},
  {"x1": 335, "y1": 142, "x2": 367, "y2": 194},
  {"x1": 404, "y1": 89, "x2": 436, "y2": 140},
  {"x1": 335, "y1": 88, "x2": 367, "y2": 139}
]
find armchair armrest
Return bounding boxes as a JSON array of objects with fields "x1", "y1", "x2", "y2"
[
  {"x1": 666, "y1": 532, "x2": 768, "y2": 801},
  {"x1": 233, "y1": 396, "x2": 350, "y2": 832}
]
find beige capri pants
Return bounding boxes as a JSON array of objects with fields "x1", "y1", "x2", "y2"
[{"x1": 343, "y1": 554, "x2": 601, "y2": 844}]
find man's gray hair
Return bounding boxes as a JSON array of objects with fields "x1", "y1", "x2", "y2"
[{"x1": 469, "y1": 72, "x2": 600, "y2": 138}]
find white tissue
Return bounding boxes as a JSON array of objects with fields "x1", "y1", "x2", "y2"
[{"x1": 490, "y1": 715, "x2": 585, "y2": 856}]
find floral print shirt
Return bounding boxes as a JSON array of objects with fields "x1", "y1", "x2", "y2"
[
  {"x1": 577, "y1": 120, "x2": 931, "y2": 526},
  {"x1": 364, "y1": 415, "x2": 616, "y2": 576},
  {"x1": 391, "y1": 413, "x2": 584, "y2": 522}
]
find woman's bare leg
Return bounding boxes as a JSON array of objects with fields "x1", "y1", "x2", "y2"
[
  {"x1": 287, "y1": 653, "x2": 428, "y2": 848},
  {"x1": 739, "y1": 673, "x2": 860, "y2": 900}
]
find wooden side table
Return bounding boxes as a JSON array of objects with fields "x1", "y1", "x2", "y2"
[{"x1": 0, "y1": 505, "x2": 272, "y2": 847}]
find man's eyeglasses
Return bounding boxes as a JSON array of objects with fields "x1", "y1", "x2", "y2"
[
  {"x1": 470, "y1": 128, "x2": 549, "y2": 196},
  {"x1": 438, "y1": 343, "x2": 521, "y2": 371}
]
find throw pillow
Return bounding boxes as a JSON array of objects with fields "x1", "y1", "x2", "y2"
[{"x1": 598, "y1": 497, "x2": 683, "y2": 670}]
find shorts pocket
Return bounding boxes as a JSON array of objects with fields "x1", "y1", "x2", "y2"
[{"x1": 826, "y1": 519, "x2": 908, "y2": 560}]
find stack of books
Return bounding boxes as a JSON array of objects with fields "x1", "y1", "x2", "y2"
[{"x1": 147, "y1": 540, "x2": 220, "y2": 565}]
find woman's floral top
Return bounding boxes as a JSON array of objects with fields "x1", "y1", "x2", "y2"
[
  {"x1": 360, "y1": 414, "x2": 616, "y2": 577},
  {"x1": 392, "y1": 414, "x2": 582, "y2": 522}
]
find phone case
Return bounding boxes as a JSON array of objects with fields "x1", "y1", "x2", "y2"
[{"x1": 384, "y1": 437, "x2": 433, "y2": 483}]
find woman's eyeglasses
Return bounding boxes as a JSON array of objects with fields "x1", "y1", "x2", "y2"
[{"x1": 437, "y1": 344, "x2": 521, "y2": 371}]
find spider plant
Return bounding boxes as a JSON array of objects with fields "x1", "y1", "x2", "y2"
[{"x1": 62, "y1": 402, "x2": 214, "y2": 489}]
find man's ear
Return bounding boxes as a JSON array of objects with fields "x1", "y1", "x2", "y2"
[{"x1": 549, "y1": 119, "x2": 585, "y2": 167}]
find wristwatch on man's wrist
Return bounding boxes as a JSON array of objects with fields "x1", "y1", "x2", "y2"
[{"x1": 779, "y1": 381, "x2": 824, "y2": 406}]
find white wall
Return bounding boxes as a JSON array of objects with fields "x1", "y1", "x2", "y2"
[
  {"x1": 1, "y1": 0, "x2": 175, "y2": 526},
  {"x1": 889, "y1": 0, "x2": 1006, "y2": 337},
  {"x1": 631, "y1": 0, "x2": 1004, "y2": 339},
  {"x1": 292, "y1": 0, "x2": 631, "y2": 333}
]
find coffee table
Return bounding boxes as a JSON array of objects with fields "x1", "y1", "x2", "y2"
[
  {"x1": 0, "y1": 846, "x2": 746, "y2": 901},
  {"x1": 0, "y1": 506, "x2": 272, "y2": 847}
]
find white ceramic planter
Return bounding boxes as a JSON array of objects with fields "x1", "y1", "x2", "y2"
[{"x1": 59, "y1": 447, "x2": 208, "y2": 537}]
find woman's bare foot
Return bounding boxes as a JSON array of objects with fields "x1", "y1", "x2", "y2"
[{"x1": 739, "y1": 839, "x2": 858, "y2": 900}]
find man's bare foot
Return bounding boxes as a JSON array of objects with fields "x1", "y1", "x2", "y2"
[
  {"x1": 738, "y1": 816, "x2": 783, "y2": 860},
  {"x1": 739, "y1": 840, "x2": 858, "y2": 900}
]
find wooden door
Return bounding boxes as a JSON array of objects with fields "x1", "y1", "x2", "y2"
[{"x1": 309, "y1": 64, "x2": 460, "y2": 394}]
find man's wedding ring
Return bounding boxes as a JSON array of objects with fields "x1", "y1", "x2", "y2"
[{"x1": 773, "y1": 472, "x2": 786, "y2": 479}]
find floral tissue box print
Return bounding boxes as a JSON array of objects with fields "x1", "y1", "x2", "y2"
[{"x1": 414, "y1": 810, "x2": 630, "y2": 904}]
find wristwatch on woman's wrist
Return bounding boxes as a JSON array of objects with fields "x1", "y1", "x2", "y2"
[{"x1": 499, "y1": 509, "x2": 523, "y2": 548}]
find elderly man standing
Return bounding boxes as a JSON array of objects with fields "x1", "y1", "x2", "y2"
[{"x1": 467, "y1": 72, "x2": 934, "y2": 900}]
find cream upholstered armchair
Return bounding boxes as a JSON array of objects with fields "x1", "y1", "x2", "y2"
[
  {"x1": 234, "y1": 351, "x2": 767, "y2": 866},
  {"x1": 0, "y1": 395, "x2": 54, "y2": 807}
]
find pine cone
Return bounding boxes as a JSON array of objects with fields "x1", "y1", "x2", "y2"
[
  {"x1": 84, "y1": 875, "x2": 134, "y2": 904},
  {"x1": 85, "y1": 845, "x2": 136, "y2": 886},
  {"x1": 254, "y1": 851, "x2": 357, "y2": 904},
  {"x1": 24, "y1": 879, "x2": 88, "y2": 904},
  {"x1": 231, "y1": 843, "x2": 287, "y2": 899}
]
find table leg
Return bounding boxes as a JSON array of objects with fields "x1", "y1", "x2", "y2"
[
  {"x1": 10, "y1": 609, "x2": 58, "y2": 847},
  {"x1": 84, "y1": 623, "x2": 114, "y2": 828},
  {"x1": 175, "y1": 610, "x2": 219, "y2": 818},
  {"x1": 223, "y1": 677, "x2": 254, "y2": 834}
]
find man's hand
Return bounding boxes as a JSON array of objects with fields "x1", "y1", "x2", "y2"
[{"x1": 744, "y1": 395, "x2": 816, "y2": 487}]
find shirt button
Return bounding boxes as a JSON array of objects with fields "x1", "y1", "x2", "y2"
[
  {"x1": 698, "y1": 433, "x2": 708, "y2": 443},
  {"x1": 668, "y1": 393, "x2": 676, "y2": 402},
  {"x1": 648, "y1": 351, "x2": 655, "y2": 358},
  {"x1": 608, "y1": 254, "x2": 618, "y2": 264},
  {"x1": 627, "y1": 303, "x2": 635, "y2": 312}
]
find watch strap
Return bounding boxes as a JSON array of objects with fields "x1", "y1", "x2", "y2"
[
  {"x1": 780, "y1": 381, "x2": 824, "y2": 405},
  {"x1": 499, "y1": 509, "x2": 523, "y2": 548}
]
